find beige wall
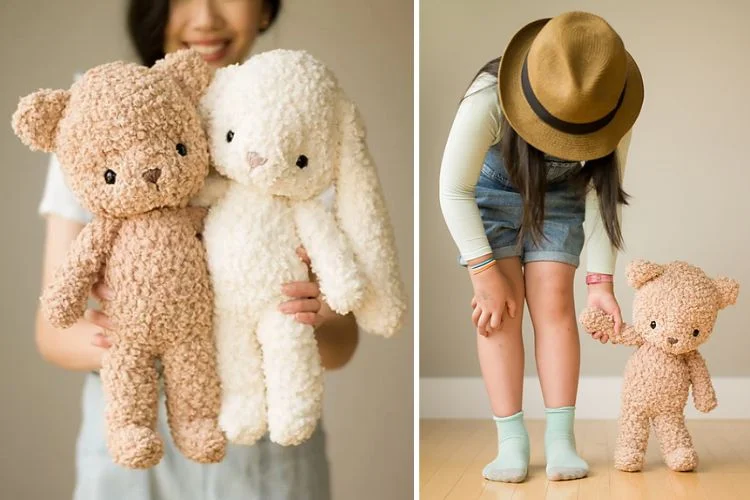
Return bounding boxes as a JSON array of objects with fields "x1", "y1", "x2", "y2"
[
  {"x1": 421, "y1": 0, "x2": 750, "y2": 377},
  {"x1": 1, "y1": 1, "x2": 412, "y2": 499}
]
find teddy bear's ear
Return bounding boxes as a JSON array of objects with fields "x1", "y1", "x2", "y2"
[
  {"x1": 12, "y1": 89, "x2": 70, "y2": 152},
  {"x1": 714, "y1": 277, "x2": 739, "y2": 309},
  {"x1": 626, "y1": 259, "x2": 666, "y2": 289},
  {"x1": 152, "y1": 49, "x2": 212, "y2": 104}
]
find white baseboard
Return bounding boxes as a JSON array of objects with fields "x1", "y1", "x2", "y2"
[{"x1": 420, "y1": 377, "x2": 750, "y2": 419}]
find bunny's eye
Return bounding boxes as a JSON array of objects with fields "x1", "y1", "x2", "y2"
[
  {"x1": 104, "y1": 169, "x2": 117, "y2": 185},
  {"x1": 650, "y1": 321, "x2": 657, "y2": 329},
  {"x1": 296, "y1": 155, "x2": 309, "y2": 169},
  {"x1": 693, "y1": 329, "x2": 700, "y2": 337},
  {"x1": 226, "y1": 130, "x2": 234, "y2": 143}
]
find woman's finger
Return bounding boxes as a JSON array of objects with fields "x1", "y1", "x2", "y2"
[
  {"x1": 279, "y1": 298, "x2": 321, "y2": 314},
  {"x1": 471, "y1": 296, "x2": 477, "y2": 309},
  {"x1": 84, "y1": 309, "x2": 116, "y2": 330},
  {"x1": 471, "y1": 305, "x2": 482, "y2": 327},
  {"x1": 478, "y1": 309, "x2": 492, "y2": 331},
  {"x1": 613, "y1": 309, "x2": 623, "y2": 336},
  {"x1": 506, "y1": 299, "x2": 517, "y2": 319},
  {"x1": 282, "y1": 281, "x2": 320, "y2": 298},
  {"x1": 91, "y1": 332, "x2": 112, "y2": 349},
  {"x1": 91, "y1": 282, "x2": 114, "y2": 301},
  {"x1": 294, "y1": 312, "x2": 318, "y2": 326},
  {"x1": 600, "y1": 334, "x2": 610, "y2": 344}
]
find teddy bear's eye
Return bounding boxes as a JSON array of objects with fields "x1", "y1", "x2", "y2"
[
  {"x1": 104, "y1": 169, "x2": 117, "y2": 185},
  {"x1": 226, "y1": 130, "x2": 234, "y2": 143},
  {"x1": 296, "y1": 155, "x2": 309, "y2": 169},
  {"x1": 693, "y1": 329, "x2": 700, "y2": 337},
  {"x1": 650, "y1": 321, "x2": 657, "y2": 329},
  {"x1": 176, "y1": 143, "x2": 188, "y2": 156}
]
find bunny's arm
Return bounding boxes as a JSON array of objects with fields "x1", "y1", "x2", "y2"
[
  {"x1": 685, "y1": 350, "x2": 718, "y2": 413},
  {"x1": 189, "y1": 169, "x2": 230, "y2": 208},
  {"x1": 42, "y1": 217, "x2": 122, "y2": 329},
  {"x1": 293, "y1": 200, "x2": 365, "y2": 314},
  {"x1": 578, "y1": 307, "x2": 644, "y2": 346}
]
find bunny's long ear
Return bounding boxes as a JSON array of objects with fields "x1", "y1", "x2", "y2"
[
  {"x1": 12, "y1": 89, "x2": 70, "y2": 152},
  {"x1": 335, "y1": 96, "x2": 407, "y2": 337}
]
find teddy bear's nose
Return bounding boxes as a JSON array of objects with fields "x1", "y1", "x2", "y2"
[
  {"x1": 143, "y1": 168, "x2": 162, "y2": 184},
  {"x1": 667, "y1": 337, "x2": 678, "y2": 345}
]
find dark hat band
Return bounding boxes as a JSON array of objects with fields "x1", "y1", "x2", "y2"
[{"x1": 521, "y1": 55, "x2": 627, "y2": 135}]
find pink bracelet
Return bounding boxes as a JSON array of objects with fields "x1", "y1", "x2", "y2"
[{"x1": 586, "y1": 273, "x2": 613, "y2": 285}]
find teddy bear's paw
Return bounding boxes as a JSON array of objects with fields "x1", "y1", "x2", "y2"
[
  {"x1": 171, "y1": 418, "x2": 227, "y2": 463},
  {"x1": 219, "y1": 394, "x2": 268, "y2": 445},
  {"x1": 664, "y1": 447, "x2": 698, "y2": 472},
  {"x1": 108, "y1": 425, "x2": 164, "y2": 469},
  {"x1": 614, "y1": 446, "x2": 645, "y2": 472},
  {"x1": 579, "y1": 308, "x2": 614, "y2": 334}
]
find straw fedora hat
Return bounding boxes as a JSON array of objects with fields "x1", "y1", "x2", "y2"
[{"x1": 498, "y1": 11, "x2": 643, "y2": 161}]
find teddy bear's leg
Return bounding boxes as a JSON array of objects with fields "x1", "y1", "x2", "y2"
[
  {"x1": 614, "y1": 408, "x2": 649, "y2": 472},
  {"x1": 100, "y1": 344, "x2": 163, "y2": 468},
  {"x1": 257, "y1": 308, "x2": 324, "y2": 446},
  {"x1": 162, "y1": 335, "x2": 227, "y2": 463},
  {"x1": 652, "y1": 413, "x2": 698, "y2": 471},
  {"x1": 215, "y1": 310, "x2": 268, "y2": 445}
]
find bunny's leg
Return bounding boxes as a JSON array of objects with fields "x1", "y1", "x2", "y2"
[
  {"x1": 162, "y1": 333, "x2": 226, "y2": 463},
  {"x1": 613, "y1": 405, "x2": 649, "y2": 472},
  {"x1": 652, "y1": 412, "x2": 698, "y2": 471},
  {"x1": 257, "y1": 308, "x2": 323, "y2": 446},
  {"x1": 216, "y1": 309, "x2": 268, "y2": 445},
  {"x1": 100, "y1": 343, "x2": 162, "y2": 468}
]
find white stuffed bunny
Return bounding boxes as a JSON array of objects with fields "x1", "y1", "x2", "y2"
[{"x1": 199, "y1": 49, "x2": 407, "y2": 446}]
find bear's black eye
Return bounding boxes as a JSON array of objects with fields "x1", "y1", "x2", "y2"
[
  {"x1": 226, "y1": 130, "x2": 234, "y2": 143},
  {"x1": 650, "y1": 321, "x2": 657, "y2": 329},
  {"x1": 296, "y1": 155, "x2": 308, "y2": 169},
  {"x1": 176, "y1": 143, "x2": 188, "y2": 156},
  {"x1": 104, "y1": 169, "x2": 116, "y2": 185},
  {"x1": 693, "y1": 329, "x2": 700, "y2": 337}
]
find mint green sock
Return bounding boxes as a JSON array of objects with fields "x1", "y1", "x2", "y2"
[
  {"x1": 482, "y1": 411, "x2": 529, "y2": 483},
  {"x1": 545, "y1": 406, "x2": 589, "y2": 480}
]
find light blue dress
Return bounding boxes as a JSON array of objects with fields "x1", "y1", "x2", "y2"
[{"x1": 40, "y1": 158, "x2": 331, "y2": 500}]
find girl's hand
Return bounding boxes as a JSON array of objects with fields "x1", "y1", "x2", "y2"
[
  {"x1": 468, "y1": 258, "x2": 517, "y2": 337},
  {"x1": 85, "y1": 281, "x2": 115, "y2": 349},
  {"x1": 280, "y1": 247, "x2": 337, "y2": 328},
  {"x1": 586, "y1": 282, "x2": 622, "y2": 344}
]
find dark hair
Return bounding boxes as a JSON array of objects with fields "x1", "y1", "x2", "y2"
[
  {"x1": 127, "y1": 0, "x2": 282, "y2": 67},
  {"x1": 500, "y1": 115, "x2": 629, "y2": 250},
  {"x1": 465, "y1": 58, "x2": 628, "y2": 250}
]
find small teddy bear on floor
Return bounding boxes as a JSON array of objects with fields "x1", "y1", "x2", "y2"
[
  {"x1": 580, "y1": 260, "x2": 739, "y2": 472},
  {"x1": 12, "y1": 50, "x2": 226, "y2": 468}
]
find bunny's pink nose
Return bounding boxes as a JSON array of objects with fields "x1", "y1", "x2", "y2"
[{"x1": 247, "y1": 151, "x2": 267, "y2": 169}]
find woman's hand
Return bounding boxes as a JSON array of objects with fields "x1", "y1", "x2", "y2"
[
  {"x1": 279, "y1": 248, "x2": 337, "y2": 327},
  {"x1": 468, "y1": 256, "x2": 517, "y2": 337},
  {"x1": 85, "y1": 281, "x2": 115, "y2": 349},
  {"x1": 586, "y1": 282, "x2": 622, "y2": 344}
]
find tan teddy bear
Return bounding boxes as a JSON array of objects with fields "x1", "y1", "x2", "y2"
[
  {"x1": 579, "y1": 260, "x2": 739, "y2": 472},
  {"x1": 12, "y1": 50, "x2": 226, "y2": 469}
]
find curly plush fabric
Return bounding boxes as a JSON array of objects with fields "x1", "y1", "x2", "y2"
[
  {"x1": 198, "y1": 49, "x2": 407, "y2": 446},
  {"x1": 580, "y1": 260, "x2": 739, "y2": 472},
  {"x1": 12, "y1": 50, "x2": 226, "y2": 469}
]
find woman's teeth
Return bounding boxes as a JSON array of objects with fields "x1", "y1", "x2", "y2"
[{"x1": 189, "y1": 43, "x2": 226, "y2": 56}]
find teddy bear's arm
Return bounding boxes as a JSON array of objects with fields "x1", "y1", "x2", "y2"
[
  {"x1": 42, "y1": 217, "x2": 122, "y2": 329},
  {"x1": 685, "y1": 350, "x2": 718, "y2": 413},
  {"x1": 292, "y1": 200, "x2": 365, "y2": 315},
  {"x1": 579, "y1": 307, "x2": 644, "y2": 346}
]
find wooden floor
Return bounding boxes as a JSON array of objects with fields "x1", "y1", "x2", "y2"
[{"x1": 420, "y1": 419, "x2": 750, "y2": 500}]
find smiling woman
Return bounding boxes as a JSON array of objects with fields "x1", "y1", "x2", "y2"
[{"x1": 128, "y1": 0, "x2": 281, "y2": 67}]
